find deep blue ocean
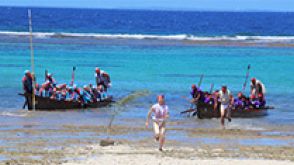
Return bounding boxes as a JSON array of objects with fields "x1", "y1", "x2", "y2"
[
  {"x1": 1, "y1": 7, "x2": 294, "y2": 36},
  {"x1": 0, "y1": 7, "x2": 294, "y2": 137}
]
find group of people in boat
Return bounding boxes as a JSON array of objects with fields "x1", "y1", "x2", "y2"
[
  {"x1": 190, "y1": 78, "x2": 266, "y2": 110},
  {"x1": 22, "y1": 67, "x2": 111, "y2": 106},
  {"x1": 189, "y1": 77, "x2": 266, "y2": 128}
]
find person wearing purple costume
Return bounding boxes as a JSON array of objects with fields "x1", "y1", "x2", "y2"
[
  {"x1": 204, "y1": 92, "x2": 214, "y2": 105},
  {"x1": 190, "y1": 84, "x2": 202, "y2": 109},
  {"x1": 251, "y1": 93, "x2": 266, "y2": 108},
  {"x1": 234, "y1": 92, "x2": 245, "y2": 109}
]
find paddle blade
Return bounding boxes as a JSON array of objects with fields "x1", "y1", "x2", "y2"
[{"x1": 73, "y1": 66, "x2": 76, "y2": 71}]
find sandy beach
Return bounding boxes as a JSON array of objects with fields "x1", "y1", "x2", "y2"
[
  {"x1": 63, "y1": 145, "x2": 293, "y2": 165},
  {"x1": 1, "y1": 120, "x2": 294, "y2": 164}
]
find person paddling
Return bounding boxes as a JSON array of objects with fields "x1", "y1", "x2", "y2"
[
  {"x1": 146, "y1": 95, "x2": 169, "y2": 151},
  {"x1": 214, "y1": 85, "x2": 234, "y2": 129}
]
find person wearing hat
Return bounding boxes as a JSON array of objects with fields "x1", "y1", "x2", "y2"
[
  {"x1": 81, "y1": 85, "x2": 92, "y2": 104},
  {"x1": 101, "y1": 72, "x2": 111, "y2": 91},
  {"x1": 94, "y1": 67, "x2": 111, "y2": 92},
  {"x1": 22, "y1": 70, "x2": 33, "y2": 109},
  {"x1": 145, "y1": 95, "x2": 169, "y2": 151},
  {"x1": 250, "y1": 78, "x2": 266, "y2": 99},
  {"x1": 214, "y1": 85, "x2": 234, "y2": 129},
  {"x1": 22, "y1": 70, "x2": 33, "y2": 94},
  {"x1": 190, "y1": 84, "x2": 202, "y2": 109}
]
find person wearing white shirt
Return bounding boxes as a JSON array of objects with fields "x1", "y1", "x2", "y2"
[
  {"x1": 146, "y1": 95, "x2": 169, "y2": 151},
  {"x1": 214, "y1": 85, "x2": 234, "y2": 129}
]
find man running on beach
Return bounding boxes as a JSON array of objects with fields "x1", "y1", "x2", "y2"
[
  {"x1": 214, "y1": 85, "x2": 234, "y2": 129},
  {"x1": 146, "y1": 95, "x2": 169, "y2": 151}
]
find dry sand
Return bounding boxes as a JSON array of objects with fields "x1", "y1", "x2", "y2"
[{"x1": 63, "y1": 144, "x2": 294, "y2": 165}]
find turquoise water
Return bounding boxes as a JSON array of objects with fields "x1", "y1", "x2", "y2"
[
  {"x1": 0, "y1": 36, "x2": 294, "y2": 129},
  {"x1": 2, "y1": 38, "x2": 294, "y2": 93}
]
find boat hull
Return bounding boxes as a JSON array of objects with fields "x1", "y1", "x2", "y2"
[
  {"x1": 196, "y1": 102, "x2": 269, "y2": 119},
  {"x1": 19, "y1": 93, "x2": 113, "y2": 111}
]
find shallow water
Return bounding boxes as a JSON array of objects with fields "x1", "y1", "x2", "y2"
[{"x1": 0, "y1": 34, "x2": 294, "y2": 162}]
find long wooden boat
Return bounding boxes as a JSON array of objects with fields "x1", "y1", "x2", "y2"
[
  {"x1": 182, "y1": 102, "x2": 273, "y2": 119},
  {"x1": 19, "y1": 93, "x2": 113, "y2": 111},
  {"x1": 197, "y1": 102, "x2": 272, "y2": 119}
]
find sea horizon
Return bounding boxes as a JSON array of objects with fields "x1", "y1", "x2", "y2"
[{"x1": 2, "y1": 5, "x2": 294, "y2": 13}]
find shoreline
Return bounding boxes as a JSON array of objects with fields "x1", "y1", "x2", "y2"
[{"x1": 1, "y1": 122, "x2": 294, "y2": 164}]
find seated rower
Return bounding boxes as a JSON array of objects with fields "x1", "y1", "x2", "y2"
[
  {"x1": 35, "y1": 83, "x2": 40, "y2": 96},
  {"x1": 39, "y1": 81, "x2": 52, "y2": 97},
  {"x1": 73, "y1": 86, "x2": 82, "y2": 103},
  {"x1": 234, "y1": 92, "x2": 248, "y2": 109},
  {"x1": 66, "y1": 87, "x2": 79, "y2": 102},
  {"x1": 50, "y1": 88, "x2": 57, "y2": 100},
  {"x1": 88, "y1": 84, "x2": 97, "y2": 101},
  {"x1": 96, "y1": 85, "x2": 107, "y2": 101},
  {"x1": 258, "y1": 93, "x2": 266, "y2": 107},
  {"x1": 81, "y1": 85, "x2": 93, "y2": 104},
  {"x1": 203, "y1": 92, "x2": 214, "y2": 105},
  {"x1": 250, "y1": 94, "x2": 266, "y2": 108},
  {"x1": 57, "y1": 88, "x2": 67, "y2": 101}
]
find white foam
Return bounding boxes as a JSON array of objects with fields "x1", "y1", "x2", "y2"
[
  {"x1": 1, "y1": 31, "x2": 294, "y2": 43},
  {"x1": 0, "y1": 112, "x2": 28, "y2": 117}
]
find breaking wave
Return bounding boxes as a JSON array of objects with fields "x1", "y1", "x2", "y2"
[{"x1": 1, "y1": 31, "x2": 294, "y2": 43}]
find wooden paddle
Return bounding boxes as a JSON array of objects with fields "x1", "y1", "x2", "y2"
[
  {"x1": 180, "y1": 108, "x2": 197, "y2": 114},
  {"x1": 242, "y1": 64, "x2": 251, "y2": 93},
  {"x1": 209, "y1": 83, "x2": 214, "y2": 94},
  {"x1": 70, "y1": 66, "x2": 76, "y2": 86},
  {"x1": 45, "y1": 69, "x2": 48, "y2": 81}
]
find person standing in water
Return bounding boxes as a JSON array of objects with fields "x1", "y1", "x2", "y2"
[
  {"x1": 94, "y1": 67, "x2": 111, "y2": 91},
  {"x1": 214, "y1": 85, "x2": 234, "y2": 129},
  {"x1": 146, "y1": 95, "x2": 169, "y2": 151},
  {"x1": 250, "y1": 78, "x2": 266, "y2": 98},
  {"x1": 22, "y1": 70, "x2": 33, "y2": 109}
]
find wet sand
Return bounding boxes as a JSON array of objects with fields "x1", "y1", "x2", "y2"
[{"x1": 0, "y1": 120, "x2": 294, "y2": 164}]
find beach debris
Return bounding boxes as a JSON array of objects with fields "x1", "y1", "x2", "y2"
[{"x1": 100, "y1": 139, "x2": 115, "y2": 147}]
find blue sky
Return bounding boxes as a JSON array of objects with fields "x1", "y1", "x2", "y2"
[{"x1": 0, "y1": 0, "x2": 293, "y2": 11}]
